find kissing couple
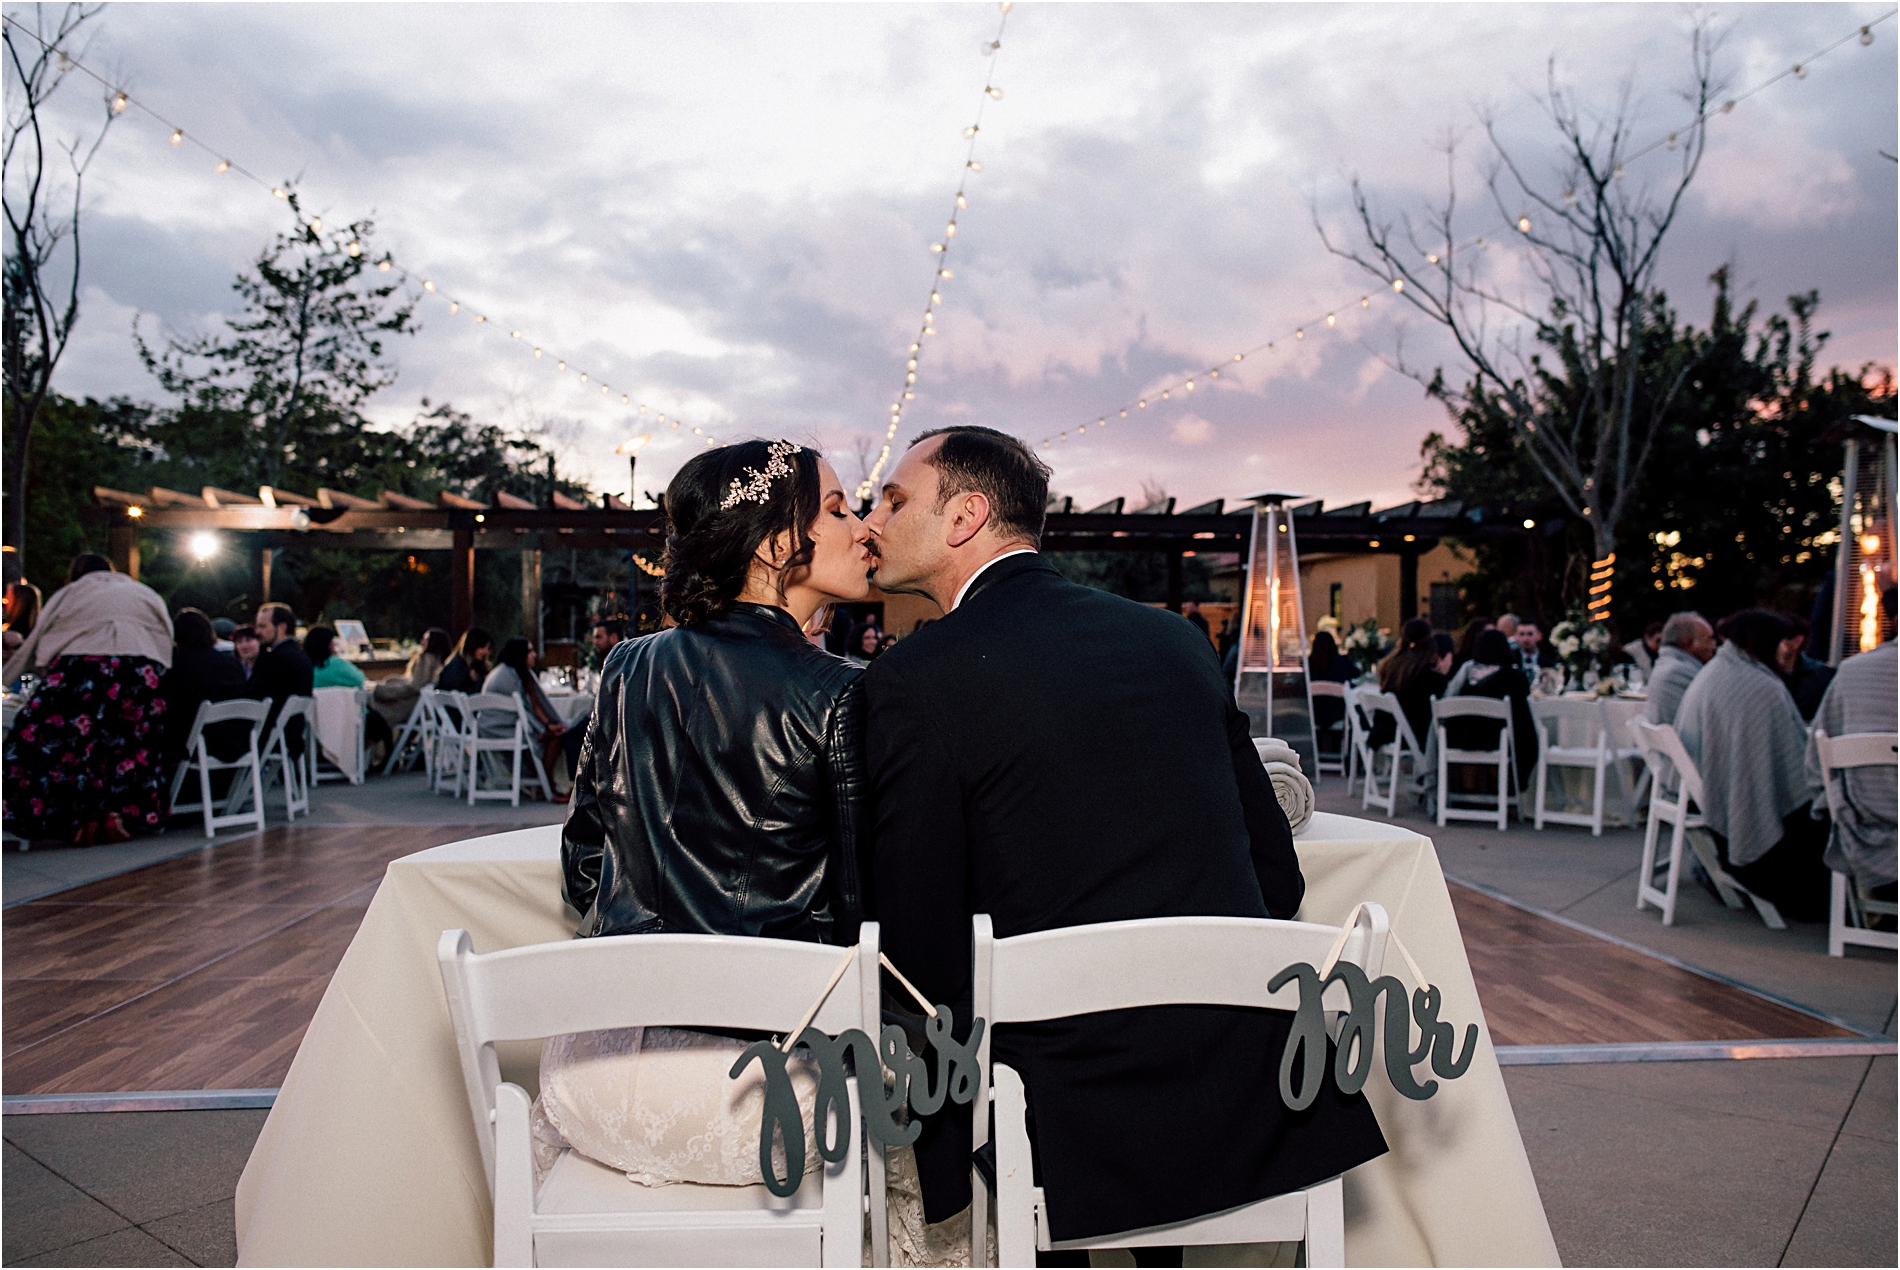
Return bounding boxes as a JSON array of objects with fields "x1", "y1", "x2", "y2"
[{"x1": 549, "y1": 427, "x2": 1386, "y2": 1266}]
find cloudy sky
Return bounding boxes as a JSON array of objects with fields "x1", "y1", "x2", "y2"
[{"x1": 20, "y1": 1, "x2": 1898, "y2": 510}]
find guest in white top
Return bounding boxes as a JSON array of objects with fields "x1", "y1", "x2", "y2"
[
  {"x1": 1805, "y1": 612, "x2": 1897, "y2": 891},
  {"x1": 1676, "y1": 609, "x2": 1830, "y2": 919},
  {"x1": 1645, "y1": 611, "x2": 1715, "y2": 726},
  {"x1": 480, "y1": 636, "x2": 568, "y2": 802},
  {"x1": 1622, "y1": 620, "x2": 1663, "y2": 675}
]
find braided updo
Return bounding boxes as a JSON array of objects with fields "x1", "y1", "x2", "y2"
[{"x1": 660, "y1": 440, "x2": 822, "y2": 625}]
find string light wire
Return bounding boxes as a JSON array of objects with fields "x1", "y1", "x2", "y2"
[
  {"x1": 1039, "y1": 7, "x2": 1894, "y2": 455},
  {"x1": 857, "y1": 0, "x2": 1014, "y2": 500}
]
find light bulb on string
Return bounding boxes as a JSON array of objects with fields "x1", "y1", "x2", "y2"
[
  {"x1": 906, "y1": 373, "x2": 917, "y2": 384},
  {"x1": 1613, "y1": 162, "x2": 1626, "y2": 179},
  {"x1": 1664, "y1": 133, "x2": 1678, "y2": 151},
  {"x1": 1295, "y1": 329, "x2": 1304, "y2": 340},
  {"x1": 931, "y1": 243, "x2": 945, "y2": 253},
  {"x1": 556, "y1": 360, "x2": 565, "y2": 370},
  {"x1": 1233, "y1": 353, "x2": 1244, "y2": 361},
  {"x1": 962, "y1": 125, "x2": 978, "y2": 139},
  {"x1": 946, "y1": 222, "x2": 957, "y2": 237},
  {"x1": 1392, "y1": 279, "x2": 1405, "y2": 293},
  {"x1": 448, "y1": 301, "x2": 460, "y2": 314},
  {"x1": 1161, "y1": 389, "x2": 1170, "y2": 399},
  {"x1": 510, "y1": 329, "x2": 521, "y2": 338},
  {"x1": 1098, "y1": 418, "x2": 1106, "y2": 427},
  {"x1": 986, "y1": 86, "x2": 1003, "y2": 99},
  {"x1": 579, "y1": 373, "x2": 586, "y2": 383},
  {"x1": 1517, "y1": 216, "x2": 1532, "y2": 233},
  {"x1": 955, "y1": 195, "x2": 966, "y2": 210},
  {"x1": 1120, "y1": 409, "x2": 1128, "y2": 417},
  {"x1": 1563, "y1": 188, "x2": 1577, "y2": 205},
  {"x1": 621, "y1": 395, "x2": 629, "y2": 404},
  {"x1": 378, "y1": 260, "x2": 392, "y2": 272},
  {"x1": 1792, "y1": 62, "x2": 1807, "y2": 79},
  {"x1": 1427, "y1": 253, "x2": 1439, "y2": 264},
  {"x1": 904, "y1": 391, "x2": 915, "y2": 399},
  {"x1": 1325, "y1": 313, "x2": 1336, "y2": 327},
  {"x1": 346, "y1": 240, "x2": 362, "y2": 257},
  {"x1": 1185, "y1": 379, "x2": 1195, "y2": 391},
  {"x1": 1138, "y1": 399, "x2": 1147, "y2": 408},
  {"x1": 923, "y1": 326, "x2": 935, "y2": 336},
  {"x1": 967, "y1": 160, "x2": 983, "y2": 172},
  {"x1": 1360, "y1": 296, "x2": 1370, "y2": 308},
  {"x1": 56, "y1": 52, "x2": 72, "y2": 73},
  {"x1": 215, "y1": 160, "x2": 229, "y2": 173},
  {"x1": 1861, "y1": 25, "x2": 1874, "y2": 44},
  {"x1": 111, "y1": 92, "x2": 127, "y2": 112},
  {"x1": 1210, "y1": 368, "x2": 1219, "y2": 378},
  {"x1": 601, "y1": 386, "x2": 609, "y2": 395},
  {"x1": 423, "y1": 280, "x2": 435, "y2": 292},
  {"x1": 939, "y1": 269, "x2": 953, "y2": 278},
  {"x1": 309, "y1": 217, "x2": 322, "y2": 233},
  {"x1": 472, "y1": 312, "x2": 483, "y2": 321},
  {"x1": 533, "y1": 348, "x2": 542, "y2": 359},
  {"x1": 907, "y1": 359, "x2": 918, "y2": 370},
  {"x1": 930, "y1": 291, "x2": 941, "y2": 304},
  {"x1": 272, "y1": 187, "x2": 288, "y2": 199},
  {"x1": 169, "y1": 129, "x2": 183, "y2": 146}
]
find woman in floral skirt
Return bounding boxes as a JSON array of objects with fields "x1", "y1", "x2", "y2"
[{"x1": 2, "y1": 554, "x2": 175, "y2": 845}]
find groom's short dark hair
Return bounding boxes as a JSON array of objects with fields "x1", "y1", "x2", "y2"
[{"x1": 910, "y1": 426, "x2": 1052, "y2": 546}]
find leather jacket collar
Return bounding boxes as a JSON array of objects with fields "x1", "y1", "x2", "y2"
[{"x1": 725, "y1": 601, "x2": 804, "y2": 634}]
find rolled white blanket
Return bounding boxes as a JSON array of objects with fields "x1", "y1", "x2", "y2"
[{"x1": 1252, "y1": 737, "x2": 1315, "y2": 835}]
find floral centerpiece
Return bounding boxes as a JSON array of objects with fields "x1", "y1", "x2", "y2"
[
  {"x1": 1549, "y1": 610, "x2": 1614, "y2": 690},
  {"x1": 1339, "y1": 617, "x2": 1392, "y2": 680}
]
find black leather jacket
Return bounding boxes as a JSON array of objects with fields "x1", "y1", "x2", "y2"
[{"x1": 561, "y1": 603, "x2": 868, "y2": 945}]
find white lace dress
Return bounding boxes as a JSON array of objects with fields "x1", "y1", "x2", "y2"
[{"x1": 532, "y1": 1027, "x2": 975, "y2": 1267}]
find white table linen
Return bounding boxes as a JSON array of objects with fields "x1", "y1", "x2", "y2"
[
  {"x1": 235, "y1": 814, "x2": 1558, "y2": 1267},
  {"x1": 311, "y1": 686, "x2": 371, "y2": 785}
]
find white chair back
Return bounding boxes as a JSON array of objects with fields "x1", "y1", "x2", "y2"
[
  {"x1": 1529, "y1": 698, "x2": 1614, "y2": 835},
  {"x1": 1431, "y1": 697, "x2": 1514, "y2": 830},
  {"x1": 1813, "y1": 730, "x2": 1900, "y2": 957},
  {"x1": 383, "y1": 683, "x2": 439, "y2": 776},
  {"x1": 430, "y1": 689, "x2": 473, "y2": 795},
  {"x1": 1308, "y1": 681, "x2": 1348, "y2": 777},
  {"x1": 1358, "y1": 689, "x2": 1425, "y2": 818},
  {"x1": 971, "y1": 909, "x2": 1388, "y2": 1267},
  {"x1": 169, "y1": 698, "x2": 271, "y2": 838},
  {"x1": 263, "y1": 694, "x2": 317, "y2": 822},
  {"x1": 458, "y1": 692, "x2": 551, "y2": 807},
  {"x1": 1631, "y1": 720, "x2": 1705, "y2": 807},
  {"x1": 438, "y1": 925, "x2": 881, "y2": 1267}
]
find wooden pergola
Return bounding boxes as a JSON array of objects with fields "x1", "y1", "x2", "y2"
[{"x1": 90, "y1": 485, "x2": 1554, "y2": 635}]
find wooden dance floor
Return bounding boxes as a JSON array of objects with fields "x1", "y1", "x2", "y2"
[{"x1": 2, "y1": 825, "x2": 1857, "y2": 1096}]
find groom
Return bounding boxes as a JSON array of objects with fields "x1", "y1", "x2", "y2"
[{"x1": 860, "y1": 427, "x2": 1386, "y2": 1255}]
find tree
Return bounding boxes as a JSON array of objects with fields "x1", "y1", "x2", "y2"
[
  {"x1": 1418, "y1": 273, "x2": 1896, "y2": 625},
  {"x1": 3, "y1": 2, "x2": 119, "y2": 572},
  {"x1": 1320, "y1": 24, "x2": 1722, "y2": 574},
  {"x1": 135, "y1": 195, "x2": 416, "y2": 491}
]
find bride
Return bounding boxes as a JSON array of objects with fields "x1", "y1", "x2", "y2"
[{"x1": 543, "y1": 440, "x2": 967, "y2": 1265}]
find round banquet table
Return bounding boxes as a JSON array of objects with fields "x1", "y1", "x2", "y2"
[{"x1": 234, "y1": 813, "x2": 1559, "y2": 1267}]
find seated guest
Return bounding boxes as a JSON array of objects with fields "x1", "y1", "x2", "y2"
[
  {"x1": 547, "y1": 441, "x2": 875, "y2": 1194},
  {"x1": 231, "y1": 625, "x2": 261, "y2": 680},
  {"x1": 862, "y1": 427, "x2": 1385, "y2": 1247},
  {"x1": 307, "y1": 626, "x2": 367, "y2": 688},
  {"x1": 847, "y1": 619, "x2": 883, "y2": 665},
  {"x1": 1451, "y1": 629, "x2": 1538, "y2": 789},
  {"x1": 587, "y1": 616, "x2": 626, "y2": 664},
  {"x1": 560, "y1": 620, "x2": 626, "y2": 780},
  {"x1": 1372, "y1": 617, "x2": 1445, "y2": 751},
  {"x1": 1307, "y1": 630, "x2": 1357, "y2": 737},
  {"x1": 1512, "y1": 619, "x2": 1556, "y2": 678},
  {"x1": 1805, "y1": 599, "x2": 1896, "y2": 897},
  {"x1": 1778, "y1": 615, "x2": 1835, "y2": 722},
  {"x1": 210, "y1": 616, "x2": 237, "y2": 653},
  {"x1": 1645, "y1": 611, "x2": 1715, "y2": 726},
  {"x1": 370, "y1": 627, "x2": 450, "y2": 733},
  {"x1": 435, "y1": 626, "x2": 492, "y2": 693},
  {"x1": 481, "y1": 637, "x2": 568, "y2": 800},
  {"x1": 250, "y1": 604, "x2": 314, "y2": 759},
  {"x1": 2, "y1": 579, "x2": 41, "y2": 664},
  {"x1": 1675, "y1": 609, "x2": 1830, "y2": 920},
  {"x1": 1622, "y1": 621, "x2": 1664, "y2": 675},
  {"x1": 158, "y1": 608, "x2": 248, "y2": 764}
]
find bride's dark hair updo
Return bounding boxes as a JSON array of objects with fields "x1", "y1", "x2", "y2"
[{"x1": 661, "y1": 439, "x2": 822, "y2": 625}]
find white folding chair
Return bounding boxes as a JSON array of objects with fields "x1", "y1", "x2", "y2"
[
  {"x1": 383, "y1": 684, "x2": 439, "y2": 776},
  {"x1": 1631, "y1": 721, "x2": 1785, "y2": 929},
  {"x1": 432, "y1": 689, "x2": 473, "y2": 797},
  {"x1": 1432, "y1": 697, "x2": 1514, "y2": 830},
  {"x1": 261, "y1": 694, "x2": 316, "y2": 822},
  {"x1": 463, "y1": 692, "x2": 553, "y2": 807},
  {"x1": 1358, "y1": 689, "x2": 1425, "y2": 819},
  {"x1": 1813, "y1": 729, "x2": 1899, "y2": 957},
  {"x1": 167, "y1": 699, "x2": 270, "y2": 839},
  {"x1": 973, "y1": 907, "x2": 1389, "y2": 1269},
  {"x1": 1341, "y1": 684, "x2": 1371, "y2": 794},
  {"x1": 1309, "y1": 681, "x2": 1348, "y2": 779},
  {"x1": 437, "y1": 924, "x2": 881, "y2": 1268},
  {"x1": 311, "y1": 686, "x2": 372, "y2": 785},
  {"x1": 1529, "y1": 698, "x2": 1611, "y2": 835}
]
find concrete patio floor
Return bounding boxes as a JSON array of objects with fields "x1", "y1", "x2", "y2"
[{"x1": 3, "y1": 772, "x2": 1893, "y2": 1266}]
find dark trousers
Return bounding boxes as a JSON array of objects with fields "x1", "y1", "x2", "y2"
[
  {"x1": 1712, "y1": 804, "x2": 1831, "y2": 922},
  {"x1": 1038, "y1": 1249, "x2": 1181, "y2": 1267}
]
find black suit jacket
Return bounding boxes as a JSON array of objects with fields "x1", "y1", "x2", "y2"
[
  {"x1": 250, "y1": 639, "x2": 314, "y2": 756},
  {"x1": 863, "y1": 554, "x2": 1385, "y2": 1239},
  {"x1": 159, "y1": 647, "x2": 249, "y2": 763}
]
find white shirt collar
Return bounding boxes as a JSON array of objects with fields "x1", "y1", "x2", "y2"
[{"x1": 952, "y1": 548, "x2": 1038, "y2": 612}]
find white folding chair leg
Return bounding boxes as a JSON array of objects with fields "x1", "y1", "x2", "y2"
[
  {"x1": 991, "y1": 1063, "x2": 1038, "y2": 1267},
  {"x1": 1830, "y1": 871, "x2": 1850, "y2": 958},
  {"x1": 1533, "y1": 755, "x2": 1549, "y2": 830},
  {"x1": 195, "y1": 748, "x2": 217, "y2": 838},
  {"x1": 1590, "y1": 753, "x2": 1607, "y2": 836},
  {"x1": 820, "y1": 1076, "x2": 865, "y2": 1268},
  {"x1": 491, "y1": 1082, "x2": 535, "y2": 1268},
  {"x1": 1301, "y1": 1177, "x2": 1345, "y2": 1268}
]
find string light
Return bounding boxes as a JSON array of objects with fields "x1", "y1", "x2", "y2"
[{"x1": 855, "y1": 0, "x2": 1013, "y2": 500}]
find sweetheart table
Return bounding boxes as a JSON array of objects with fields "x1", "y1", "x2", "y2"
[{"x1": 234, "y1": 813, "x2": 1558, "y2": 1267}]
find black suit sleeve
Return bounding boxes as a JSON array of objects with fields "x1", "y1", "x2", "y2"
[
  {"x1": 1226, "y1": 695, "x2": 1304, "y2": 919},
  {"x1": 822, "y1": 677, "x2": 869, "y2": 943},
  {"x1": 864, "y1": 656, "x2": 970, "y2": 1009}
]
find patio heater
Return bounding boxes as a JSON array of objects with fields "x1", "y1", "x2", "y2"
[
  {"x1": 1828, "y1": 416, "x2": 1898, "y2": 665},
  {"x1": 615, "y1": 435, "x2": 652, "y2": 621},
  {"x1": 1235, "y1": 491, "x2": 1317, "y2": 776}
]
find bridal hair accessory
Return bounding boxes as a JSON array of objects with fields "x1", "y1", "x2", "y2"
[{"x1": 720, "y1": 440, "x2": 802, "y2": 511}]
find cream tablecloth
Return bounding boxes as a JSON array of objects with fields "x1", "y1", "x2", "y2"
[
  {"x1": 1529, "y1": 695, "x2": 1648, "y2": 827},
  {"x1": 234, "y1": 814, "x2": 1558, "y2": 1267}
]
